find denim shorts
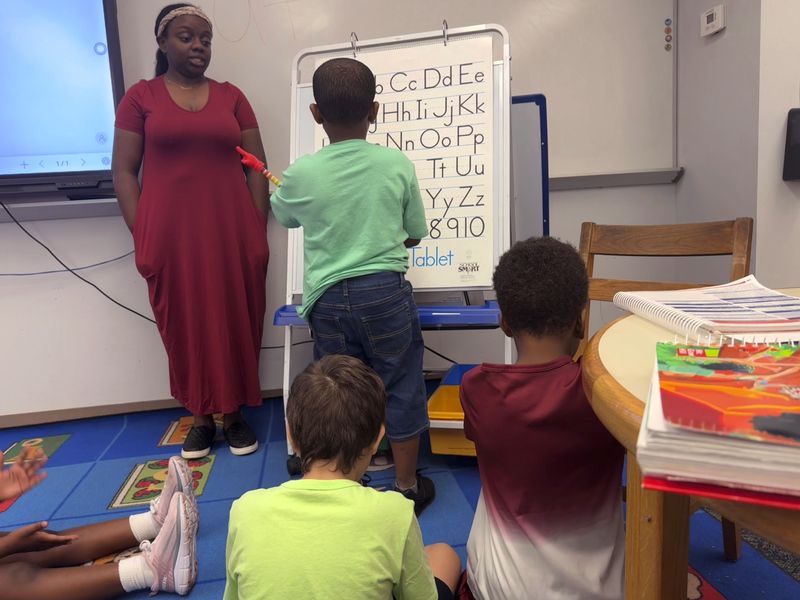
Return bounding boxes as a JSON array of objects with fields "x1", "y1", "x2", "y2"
[{"x1": 309, "y1": 271, "x2": 428, "y2": 441}]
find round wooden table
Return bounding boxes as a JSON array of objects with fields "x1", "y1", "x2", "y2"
[{"x1": 582, "y1": 309, "x2": 800, "y2": 600}]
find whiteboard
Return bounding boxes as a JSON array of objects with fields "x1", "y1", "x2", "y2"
[
  {"x1": 287, "y1": 93, "x2": 554, "y2": 301},
  {"x1": 286, "y1": 25, "x2": 510, "y2": 299},
  {"x1": 511, "y1": 94, "x2": 549, "y2": 241}
]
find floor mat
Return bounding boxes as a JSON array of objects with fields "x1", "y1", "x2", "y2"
[
  {"x1": 688, "y1": 566, "x2": 726, "y2": 599},
  {"x1": 109, "y1": 455, "x2": 214, "y2": 509},
  {"x1": 158, "y1": 415, "x2": 224, "y2": 447},
  {"x1": 0, "y1": 399, "x2": 796, "y2": 599},
  {"x1": 1, "y1": 434, "x2": 71, "y2": 512}
]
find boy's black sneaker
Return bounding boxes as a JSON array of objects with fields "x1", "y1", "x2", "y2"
[
  {"x1": 181, "y1": 425, "x2": 215, "y2": 459},
  {"x1": 395, "y1": 474, "x2": 435, "y2": 516},
  {"x1": 224, "y1": 420, "x2": 259, "y2": 456}
]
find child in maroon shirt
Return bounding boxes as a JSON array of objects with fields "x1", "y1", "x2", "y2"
[{"x1": 459, "y1": 237, "x2": 625, "y2": 600}]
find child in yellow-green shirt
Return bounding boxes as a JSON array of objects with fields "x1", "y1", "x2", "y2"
[{"x1": 224, "y1": 356, "x2": 460, "y2": 600}]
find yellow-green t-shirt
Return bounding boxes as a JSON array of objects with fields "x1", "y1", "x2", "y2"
[
  {"x1": 224, "y1": 479, "x2": 438, "y2": 600},
  {"x1": 270, "y1": 139, "x2": 428, "y2": 319}
]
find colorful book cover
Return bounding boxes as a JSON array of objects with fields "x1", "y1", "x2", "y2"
[{"x1": 656, "y1": 342, "x2": 800, "y2": 446}]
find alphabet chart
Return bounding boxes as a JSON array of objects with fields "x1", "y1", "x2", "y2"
[
  {"x1": 290, "y1": 26, "x2": 510, "y2": 292},
  {"x1": 313, "y1": 37, "x2": 497, "y2": 289}
]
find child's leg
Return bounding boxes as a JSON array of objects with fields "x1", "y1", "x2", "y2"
[
  {"x1": 0, "y1": 518, "x2": 137, "y2": 568},
  {"x1": 0, "y1": 456, "x2": 196, "y2": 568},
  {"x1": 0, "y1": 562, "x2": 123, "y2": 600},
  {"x1": 425, "y1": 543, "x2": 461, "y2": 595},
  {"x1": 0, "y1": 490, "x2": 200, "y2": 598},
  {"x1": 344, "y1": 273, "x2": 432, "y2": 505},
  {"x1": 370, "y1": 285, "x2": 430, "y2": 495},
  {"x1": 391, "y1": 435, "x2": 421, "y2": 490},
  {"x1": 310, "y1": 271, "x2": 431, "y2": 493}
]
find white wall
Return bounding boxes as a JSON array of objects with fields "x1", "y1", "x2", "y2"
[
  {"x1": 674, "y1": 0, "x2": 760, "y2": 284},
  {"x1": 550, "y1": 185, "x2": 678, "y2": 335},
  {"x1": 1, "y1": 217, "x2": 166, "y2": 412},
  {"x1": 2, "y1": 0, "x2": 682, "y2": 419},
  {"x1": 673, "y1": 0, "x2": 800, "y2": 290},
  {"x1": 0, "y1": 216, "x2": 285, "y2": 417},
  {"x1": 755, "y1": 0, "x2": 800, "y2": 287}
]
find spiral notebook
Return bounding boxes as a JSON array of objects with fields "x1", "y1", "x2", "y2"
[
  {"x1": 636, "y1": 342, "x2": 800, "y2": 507},
  {"x1": 613, "y1": 275, "x2": 800, "y2": 344}
]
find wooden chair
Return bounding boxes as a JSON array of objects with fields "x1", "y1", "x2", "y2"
[
  {"x1": 578, "y1": 217, "x2": 754, "y2": 562},
  {"x1": 578, "y1": 218, "x2": 753, "y2": 340}
]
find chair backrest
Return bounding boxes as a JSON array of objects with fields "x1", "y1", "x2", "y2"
[{"x1": 578, "y1": 217, "x2": 754, "y2": 341}]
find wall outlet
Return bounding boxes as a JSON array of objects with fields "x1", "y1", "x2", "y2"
[{"x1": 700, "y1": 4, "x2": 725, "y2": 37}]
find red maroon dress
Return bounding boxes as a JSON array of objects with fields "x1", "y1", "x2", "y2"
[{"x1": 115, "y1": 77, "x2": 269, "y2": 415}]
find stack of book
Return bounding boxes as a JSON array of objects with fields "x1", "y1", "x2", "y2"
[{"x1": 613, "y1": 276, "x2": 800, "y2": 508}]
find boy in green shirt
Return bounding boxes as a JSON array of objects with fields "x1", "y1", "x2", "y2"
[
  {"x1": 270, "y1": 58, "x2": 434, "y2": 513},
  {"x1": 224, "y1": 356, "x2": 460, "y2": 599}
]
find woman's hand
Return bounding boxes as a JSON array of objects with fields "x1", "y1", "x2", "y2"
[
  {"x1": 0, "y1": 447, "x2": 48, "y2": 501},
  {"x1": 239, "y1": 130, "x2": 270, "y2": 220}
]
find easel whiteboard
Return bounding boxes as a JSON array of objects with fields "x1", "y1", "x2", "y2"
[
  {"x1": 286, "y1": 25, "x2": 510, "y2": 301},
  {"x1": 511, "y1": 94, "x2": 549, "y2": 241}
]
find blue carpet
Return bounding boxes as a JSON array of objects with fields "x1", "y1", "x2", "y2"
[{"x1": 1, "y1": 397, "x2": 797, "y2": 599}]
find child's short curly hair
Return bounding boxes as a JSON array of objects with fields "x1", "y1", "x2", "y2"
[
  {"x1": 312, "y1": 58, "x2": 376, "y2": 125},
  {"x1": 493, "y1": 236, "x2": 588, "y2": 336},
  {"x1": 286, "y1": 355, "x2": 385, "y2": 475}
]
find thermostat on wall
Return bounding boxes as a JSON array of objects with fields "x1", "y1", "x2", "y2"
[{"x1": 700, "y1": 5, "x2": 725, "y2": 37}]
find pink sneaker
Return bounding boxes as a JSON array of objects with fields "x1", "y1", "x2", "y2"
[
  {"x1": 151, "y1": 456, "x2": 198, "y2": 529},
  {"x1": 140, "y1": 491, "x2": 197, "y2": 596}
]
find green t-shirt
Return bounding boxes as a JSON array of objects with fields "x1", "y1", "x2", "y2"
[
  {"x1": 224, "y1": 479, "x2": 438, "y2": 600},
  {"x1": 270, "y1": 139, "x2": 428, "y2": 319}
]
